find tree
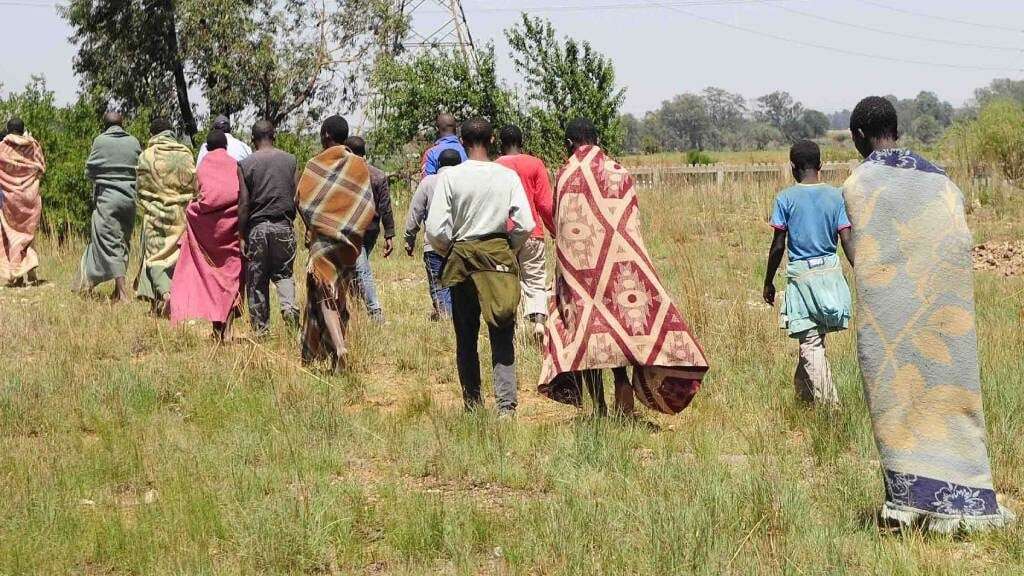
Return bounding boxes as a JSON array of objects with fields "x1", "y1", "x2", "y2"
[
  {"x1": 61, "y1": 0, "x2": 197, "y2": 141},
  {"x1": 505, "y1": 15, "x2": 626, "y2": 165},
  {"x1": 701, "y1": 87, "x2": 746, "y2": 148},
  {"x1": 367, "y1": 45, "x2": 515, "y2": 168},
  {"x1": 798, "y1": 109, "x2": 830, "y2": 139},
  {"x1": 653, "y1": 94, "x2": 710, "y2": 150},
  {"x1": 755, "y1": 91, "x2": 804, "y2": 142},
  {"x1": 975, "y1": 78, "x2": 1024, "y2": 107},
  {"x1": 912, "y1": 114, "x2": 943, "y2": 144},
  {"x1": 620, "y1": 113, "x2": 643, "y2": 153}
]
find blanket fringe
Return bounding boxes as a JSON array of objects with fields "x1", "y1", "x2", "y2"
[{"x1": 879, "y1": 503, "x2": 1016, "y2": 534}]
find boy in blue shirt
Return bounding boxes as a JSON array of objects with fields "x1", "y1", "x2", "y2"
[{"x1": 763, "y1": 140, "x2": 854, "y2": 407}]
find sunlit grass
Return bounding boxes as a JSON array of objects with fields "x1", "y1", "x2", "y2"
[{"x1": 1, "y1": 173, "x2": 1022, "y2": 574}]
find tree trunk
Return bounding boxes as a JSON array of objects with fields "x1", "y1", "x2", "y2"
[{"x1": 162, "y1": 0, "x2": 197, "y2": 145}]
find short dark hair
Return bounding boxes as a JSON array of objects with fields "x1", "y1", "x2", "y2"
[
  {"x1": 460, "y1": 117, "x2": 492, "y2": 148},
  {"x1": 344, "y1": 135, "x2": 367, "y2": 157},
  {"x1": 149, "y1": 117, "x2": 172, "y2": 136},
  {"x1": 438, "y1": 148, "x2": 462, "y2": 168},
  {"x1": 566, "y1": 118, "x2": 597, "y2": 146},
  {"x1": 499, "y1": 124, "x2": 523, "y2": 149},
  {"x1": 251, "y1": 119, "x2": 275, "y2": 143},
  {"x1": 6, "y1": 117, "x2": 25, "y2": 135},
  {"x1": 850, "y1": 96, "x2": 898, "y2": 141},
  {"x1": 790, "y1": 140, "x2": 821, "y2": 173},
  {"x1": 206, "y1": 129, "x2": 228, "y2": 152},
  {"x1": 321, "y1": 115, "x2": 349, "y2": 145},
  {"x1": 212, "y1": 114, "x2": 231, "y2": 132}
]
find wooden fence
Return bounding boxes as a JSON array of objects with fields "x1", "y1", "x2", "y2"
[{"x1": 627, "y1": 161, "x2": 861, "y2": 189}]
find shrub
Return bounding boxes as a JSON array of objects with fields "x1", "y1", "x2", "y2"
[
  {"x1": 686, "y1": 149, "x2": 715, "y2": 165},
  {"x1": 943, "y1": 99, "x2": 1024, "y2": 186}
]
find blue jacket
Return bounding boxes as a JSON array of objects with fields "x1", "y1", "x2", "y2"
[
  {"x1": 421, "y1": 135, "x2": 467, "y2": 176},
  {"x1": 781, "y1": 254, "x2": 851, "y2": 337}
]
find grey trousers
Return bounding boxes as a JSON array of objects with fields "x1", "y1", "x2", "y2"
[
  {"x1": 246, "y1": 220, "x2": 299, "y2": 333},
  {"x1": 451, "y1": 280, "x2": 517, "y2": 412},
  {"x1": 794, "y1": 329, "x2": 839, "y2": 406}
]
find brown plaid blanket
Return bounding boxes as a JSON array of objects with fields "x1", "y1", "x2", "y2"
[{"x1": 296, "y1": 145, "x2": 376, "y2": 293}]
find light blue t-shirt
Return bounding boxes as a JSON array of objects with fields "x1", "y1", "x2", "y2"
[{"x1": 770, "y1": 183, "x2": 851, "y2": 262}]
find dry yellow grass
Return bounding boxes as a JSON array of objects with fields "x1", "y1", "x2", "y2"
[{"x1": 1, "y1": 171, "x2": 1022, "y2": 574}]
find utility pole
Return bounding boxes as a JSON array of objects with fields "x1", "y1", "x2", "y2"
[{"x1": 394, "y1": 0, "x2": 478, "y2": 70}]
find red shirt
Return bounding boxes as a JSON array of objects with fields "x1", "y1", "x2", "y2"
[{"x1": 496, "y1": 153, "x2": 554, "y2": 239}]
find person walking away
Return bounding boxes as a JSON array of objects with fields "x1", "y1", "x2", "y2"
[
  {"x1": 0, "y1": 118, "x2": 46, "y2": 286},
  {"x1": 404, "y1": 148, "x2": 462, "y2": 319},
  {"x1": 763, "y1": 140, "x2": 853, "y2": 408},
  {"x1": 343, "y1": 135, "x2": 395, "y2": 323},
  {"x1": 296, "y1": 115, "x2": 376, "y2": 373},
  {"x1": 238, "y1": 120, "x2": 300, "y2": 335},
  {"x1": 843, "y1": 96, "x2": 1014, "y2": 532},
  {"x1": 74, "y1": 112, "x2": 142, "y2": 301},
  {"x1": 537, "y1": 118, "x2": 709, "y2": 418},
  {"x1": 169, "y1": 130, "x2": 247, "y2": 342},
  {"x1": 496, "y1": 124, "x2": 555, "y2": 342},
  {"x1": 135, "y1": 118, "x2": 196, "y2": 315},
  {"x1": 196, "y1": 115, "x2": 251, "y2": 167},
  {"x1": 425, "y1": 117, "x2": 535, "y2": 417},
  {"x1": 421, "y1": 113, "x2": 467, "y2": 177}
]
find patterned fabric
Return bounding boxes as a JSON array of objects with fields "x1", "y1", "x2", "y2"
[
  {"x1": 169, "y1": 149, "x2": 242, "y2": 325},
  {"x1": 538, "y1": 145, "x2": 709, "y2": 414},
  {"x1": 77, "y1": 126, "x2": 141, "y2": 288},
  {"x1": 844, "y1": 149, "x2": 1013, "y2": 532},
  {"x1": 0, "y1": 134, "x2": 46, "y2": 283},
  {"x1": 296, "y1": 145, "x2": 375, "y2": 296},
  {"x1": 134, "y1": 131, "x2": 196, "y2": 301}
]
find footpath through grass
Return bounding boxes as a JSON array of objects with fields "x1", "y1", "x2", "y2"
[{"x1": 1, "y1": 176, "x2": 1023, "y2": 575}]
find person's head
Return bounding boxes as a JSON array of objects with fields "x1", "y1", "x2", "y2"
[
  {"x1": 459, "y1": 116, "x2": 493, "y2": 153},
  {"x1": 251, "y1": 119, "x2": 275, "y2": 147},
  {"x1": 436, "y1": 113, "x2": 458, "y2": 137},
  {"x1": 344, "y1": 135, "x2": 367, "y2": 157},
  {"x1": 212, "y1": 114, "x2": 231, "y2": 133},
  {"x1": 565, "y1": 117, "x2": 598, "y2": 153},
  {"x1": 499, "y1": 124, "x2": 524, "y2": 154},
  {"x1": 206, "y1": 129, "x2": 228, "y2": 152},
  {"x1": 789, "y1": 140, "x2": 822, "y2": 183},
  {"x1": 850, "y1": 96, "x2": 899, "y2": 158},
  {"x1": 102, "y1": 111, "x2": 124, "y2": 130},
  {"x1": 149, "y1": 117, "x2": 172, "y2": 136},
  {"x1": 6, "y1": 117, "x2": 25, "y2": 136},
  {"x1": 320, "y1": 115, "x2": 349, "y2": 149},
  {"x1": 438, "y1": 148, "x2": 462, "y2": 170}
]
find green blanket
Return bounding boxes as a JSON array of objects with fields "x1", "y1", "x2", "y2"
[
  {"x1": 441, "y1": 236, "x2": 520, "y2": 328},
  {"x1": 134, "y1": 131, "x2": 196, "y2": 302},
  {"x1": 76, "y1": 126, "x2": 142, "y2": 289},
  {"x1": 844, "y1": 149, "x2": 1014, "y2": 532}
]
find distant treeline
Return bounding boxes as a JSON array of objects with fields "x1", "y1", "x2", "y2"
[{"x1": 621, "y1": 78, "x2": 1024, "y2": 155}]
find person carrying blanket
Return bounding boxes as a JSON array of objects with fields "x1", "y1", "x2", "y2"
[
  {"x1": 296, "y1": 115, "x2": 376, "y2": 373},
  {"x1": 763, "y1": 140, "x2": 853, "y2": 408},
  {"x1": 0, "y1": 118, "x2": 46, "y2": 286},
  {"x1": 845, "y1": 96, "x2": 1014, "y2": 533},
  {"x1": 135, "y1": 118, "x2": 197, "y2": 315},
  {"x1": 538, "y1": 118, "x2": 709, "y2": 418},
  {"x1": 75, "y1": 112, "x2": 142, "y2": 301},
  {"x1": 169, "y1": 130, "x2": 246, "y2": 342}
]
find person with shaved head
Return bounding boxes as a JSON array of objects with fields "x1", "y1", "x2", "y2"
[
  {"x1": 0, "y1": 117, "x2": 46, "y2": 286},
  {"x1": 74, "y1": 111, "x2": 142, "y2": 300},
  {"x1": 196, "y1": 115, "x2": 251, "y2": 168},
  {"x1": 420, "y1": 113, "x2": 467, "y2": 177},
  {"x1": 239, "y1": 119, "x2": 300, "y2": 335}
]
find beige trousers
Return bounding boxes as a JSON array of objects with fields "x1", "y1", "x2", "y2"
[
  {"x1": 517, "y1": 238, "x2": 548, "y2": 318},
  {"x1": 794, "y1": 330, "x2": 839, "y2": 406}
]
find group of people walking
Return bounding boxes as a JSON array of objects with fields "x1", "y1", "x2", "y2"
[{"x1": 0, "y1": 95, "x2": 1014, "y2": 534}]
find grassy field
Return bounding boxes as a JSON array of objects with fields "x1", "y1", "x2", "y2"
[
  {"x1": 622, "y1": 143, "x2": 863, "y2": 167},
  {"x1": 2, "y1": 172, "x2": 1023, "y2": 575}
]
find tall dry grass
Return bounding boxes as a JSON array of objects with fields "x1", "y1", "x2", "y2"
[{"x1": 1, "y1": 170, "x2": 1023, "y2": 574}]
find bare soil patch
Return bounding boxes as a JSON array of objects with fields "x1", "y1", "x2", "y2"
[{"x1": 974, "y1": 241, "x2": 1024, "y2": 276}]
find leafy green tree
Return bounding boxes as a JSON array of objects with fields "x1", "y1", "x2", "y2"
[
  {"x1": 755, "y1": 91, "x2": 804, "y2": 142},
  {"x1": 702, "y1": 87, "x2": 746, "y2": 149},
  {"x1": 653, "y1": 93, "x2": 711, "y2": 150},
  {"x1": 505, "y1": 15, "x2": 626, "y2": 165},
  {"x1": 366, "y1": 44, "x2": 515, "y2": 170},
  {"x1": 798, "y1": 109, "x2": 831, "y2": 139},
  {"x1": 61, "y1": 0, "x2": 197, "y2": 141},
  {"x1": 620, "y1": 113, "x2": 643, "y2": 154},
  {"x1": 975, "y1": 78, "x2": 1024, "y2": 107}
]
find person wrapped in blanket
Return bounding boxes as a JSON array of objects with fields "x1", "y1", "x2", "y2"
[{"x1": 763, "y1": 140, "x2": 854, "y2": 408}]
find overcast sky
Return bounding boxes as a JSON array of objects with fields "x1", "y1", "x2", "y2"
[{"x1": 4, "y1": 0, "x2": 1023, "y2": 116}]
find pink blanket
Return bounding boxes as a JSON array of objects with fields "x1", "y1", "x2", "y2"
[{"x1": 169, "y1": 149, "x2": 242, "y2": 325}]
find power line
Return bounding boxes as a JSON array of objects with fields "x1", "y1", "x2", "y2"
[
  {"x1": 778, "y1": 5, "x2": 1022, "y2": 53},
  {"x1": 853, "y1": 0, "x2": 1023, "y2": 34},
  {"x1": 448, "y1": 0, "x2": 794, "y2": 15},
  {"x1": 654, "y1": 1, "x2": 1023, "y2": 73}
]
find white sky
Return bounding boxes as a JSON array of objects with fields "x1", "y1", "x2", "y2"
[{"x1": 4, "y1": 0, "x2": 1023, "y2": 116}]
